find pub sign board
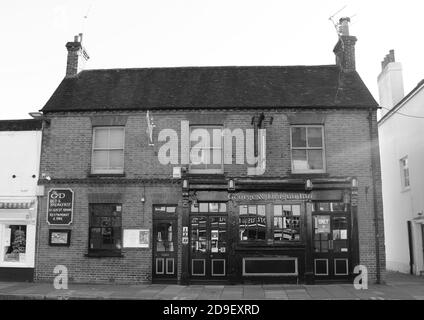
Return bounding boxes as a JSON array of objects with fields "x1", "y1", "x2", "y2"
[{"x1": 46, "y1": 189, "x2": 74, "y2": 225}]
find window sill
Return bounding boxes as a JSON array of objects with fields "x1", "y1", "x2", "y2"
[{"x1": 85, "y1": 251, "x2": 124, "y2": 258}]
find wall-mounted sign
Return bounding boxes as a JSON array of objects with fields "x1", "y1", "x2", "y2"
[
  {"x1": 182, "y1": 237, "x2": 188, "y2": 244},
  {"x1": 123, "y1": 229, "x2": 150, "y2": 248},
  {"x1": 182, "y1": 226, "x2": 188, "y2": 237},
  {"x1": 229, "y1": 192, "x2": 312, "y2": 201},
  {"x1": 49, "y1": 229, "x2": 71, "y2": 246},
  {"x1": 47, "y1": 189, "x2": 74, "y2": 225}
]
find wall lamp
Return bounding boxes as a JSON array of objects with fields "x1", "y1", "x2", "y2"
[
  {"x1": 228, "y1": 179, "x2": 235, "y2": 191},
  {"x1": 305, "y1": 179, "x2": 313, "y2": 190}
]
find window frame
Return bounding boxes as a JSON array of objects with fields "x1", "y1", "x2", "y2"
[
  {"x1": 188, "y1": 125, "x2": 224, "y2": 174},
  {"x1": 290, "y1": 125, "x2": 326, "y2": 174},
  {"x1": 88, "y1": 203, "x2": 123, "y2": 257},
  {"x1": 91, "y1": 126, "x2": 125, "y2": 175},
  {"x1": 400, "y1": 156, "x2": 410, "y2": 190},
  {"x1": 238, "y1": 204, "x2": 267, "y2": 242},
  {"x1": 272, "y1": 203, "x2": 302, "y2": 242}
]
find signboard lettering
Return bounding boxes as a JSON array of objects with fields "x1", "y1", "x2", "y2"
[{"x1": 47, "y1": 189, "x2": 74, "y2": 225}]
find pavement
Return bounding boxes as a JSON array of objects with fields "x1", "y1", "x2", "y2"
[{"x1": 0, "y1": 271, "x2": 423, "y2": 300}]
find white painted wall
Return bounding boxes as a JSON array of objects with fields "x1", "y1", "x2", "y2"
[
  {"x1": 0, "y1": 130, "x2": 41, "y2": 196},
  {"x1": 378, "y1": 62, "x2": 405, "y2": 119},
  {"x1": 379, "y1": 84, "x2": 424, "y2": 275}
]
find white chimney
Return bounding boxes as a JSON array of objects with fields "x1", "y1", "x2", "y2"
[{"x1": 377, "y1": 50, "x2": 404, "y2": 118}]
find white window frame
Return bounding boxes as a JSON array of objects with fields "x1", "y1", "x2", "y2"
[
  {"x1": 400, "y1": 156, "x2": 410, "y2": 190},
  {"x1": 188, "y1": 125, "x2": 224, "y2": 174},
  {"x1": 290, "y1": 125, "x2": 326, "y2": 174},
  {"x1": 91, "y1": 126, "x2": 125, "y2": 174}
]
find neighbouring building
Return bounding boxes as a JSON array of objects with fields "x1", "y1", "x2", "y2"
[
  {"x1": 35, "y1": 18, "x2": 385, "y2": 284},
  {"x1": 378, "y1": 50, "x2": 424, "y2": 275},
  {"x1": 0, "y1": 119, "x2": 42, "y2": 281}
]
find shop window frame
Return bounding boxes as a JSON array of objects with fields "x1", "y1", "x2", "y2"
[
  {"x1": 87, "y1": 203, "x2": 123, "y2": 257},
  {"x1": 272, "y1": 203, "x2": 303, "y2": 243},
  {"x1": 238, "y1": 203, "x2": 268, "y2": 243}
]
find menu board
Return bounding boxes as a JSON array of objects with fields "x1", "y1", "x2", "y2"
[{"x1": 123, "y1": 229, "x2": 150, "y2": 248}]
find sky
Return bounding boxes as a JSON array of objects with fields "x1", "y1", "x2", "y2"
[{"x1": 1, "y1": 0, "x2": 423, "y2": 120}]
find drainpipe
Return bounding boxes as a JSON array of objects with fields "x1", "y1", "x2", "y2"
[{"x1": 368, "y1": 109, "x2": 381, "y2": 284}]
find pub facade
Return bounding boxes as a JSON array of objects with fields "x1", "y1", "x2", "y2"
[{"x1": 34, "y1": 19, "x2": 385, "y2": 284}]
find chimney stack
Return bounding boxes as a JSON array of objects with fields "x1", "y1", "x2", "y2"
[
  {"x1": 333, "y1": 17, "x2": 357, "y2": 72},
  {"x1": 65, "y1": 33, "x2": 89, "y2": 77},
  {"x1": 377, "y1": 49, "x2": 405, "y2": 118}
]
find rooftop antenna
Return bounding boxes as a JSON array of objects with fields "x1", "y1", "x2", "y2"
[
  {"x1": 329, "y1": 5, "x2": 348, "y2": 36},
  {"x1": 80, "y1": 2, "x2": 94, "y2": 41}
]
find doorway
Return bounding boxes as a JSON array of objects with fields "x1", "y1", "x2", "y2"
[
  {"x1": 312, "y1": 202, "x2": 351, "y2": 280},
  {"x1": 189, "y1": 202, "x2": 228, "y2": 280}
]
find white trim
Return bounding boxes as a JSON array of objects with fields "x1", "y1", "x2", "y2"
[
  {"x1": 242, "y1": 257, "x2": 298, "y2": 276},
  {"x1": 166, "y1": 258, "x2": 175, "y2": 275},
  {"x1": 191, "y1": 259, "x2": 206, "y2": 276},
  {"x1": 314, "y1": 259, "x2": 329, "y2": 276},
  {"x1": 334, "y1": 258, "x2": 349, "y2": 275},
  {"x1": 156, "y1": 258, "x2": 164, "y2": 274},
  {"x1": 91, "y1": 126, "x2": 125, "y2": 174},
  {"x1": 211, "y1": 259, "x2": 226, "y2": 276},
  {"x1": 290, "y1": 125, "x2": 326, "y2": 174}
]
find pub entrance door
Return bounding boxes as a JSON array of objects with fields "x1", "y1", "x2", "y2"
[
  {"x1": 189, "y1": 202, "x2": 228, "y2": 281},
  {"x1": 312, "y1": 202, "x2": 351, "y2": 281},
  {"x1": 152, "y1": 205, "x2": 178, "y2": 283}
]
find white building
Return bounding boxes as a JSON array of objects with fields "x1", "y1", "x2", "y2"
[
  {"x1": 0, "y1": 119, "x2": 42, "y2": 281},
  {"x1": 378, "y1": 50, "x2": 424, "y2": 275}
]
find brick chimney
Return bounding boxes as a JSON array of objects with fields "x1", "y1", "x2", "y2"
[
  {"x1": 65, "y1": 33, "x2": 89, "y2": 77},
  {"x1": 333, "y1": 17, "x2": 357, "y2": 72},
  {"x1": 377, "y1": 49, "x2": 404, "y2": 118}
]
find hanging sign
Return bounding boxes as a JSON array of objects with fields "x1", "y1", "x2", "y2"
[{"x1": 47, "y1": 189, "x2": 74, "y2": 225}]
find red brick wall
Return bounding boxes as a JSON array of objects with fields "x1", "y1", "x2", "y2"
[{"x1": 36, "y1": 108, "x2": 385, "y2": 283}]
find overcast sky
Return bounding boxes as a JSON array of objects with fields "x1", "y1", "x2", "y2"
[{"x1": 1, "y1": 0, "x2": 423, "y2": 120}]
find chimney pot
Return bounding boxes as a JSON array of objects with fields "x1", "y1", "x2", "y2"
[{"x1": 338, "y1": 17, "x2": 351, "y2": 36}]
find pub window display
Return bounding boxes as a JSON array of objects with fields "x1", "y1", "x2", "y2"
[
  {"x1": 239, "y1": 204, "x2": 266, "y2": 241},
  {"x1": 273, "y1": 204, "x2": 301, "y2": 241},
  {"x1": 88, "y1": 204, "x2": 122, "y2": 255},
  {"x1": 3, "y1": 225, "x2": 27, "y2": 262}
]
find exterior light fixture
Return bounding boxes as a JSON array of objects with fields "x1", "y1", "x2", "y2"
[
  {"x1": 305, "y1": 179, "x2": 313, "y2": 190},
  {"x1": 182, "y1": 179, "x2": 189, "y2": 190},
  {"x1": 351, "y1": 178, "x2": 358, "y2": 188},
  {"x1": 228, "y1": 179, "x2": 235, "y2": 191}
]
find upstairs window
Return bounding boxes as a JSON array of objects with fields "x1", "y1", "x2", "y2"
[
  {"x1": 400, "y1": 156, "x2": 410, "y2": 189},
  {"x1": 189, "y1": 126, "x2": 224, "y2": 174},
  {"x1": 290, "y1": 126, "x2": 325, "y2": 173},
  {"x1": 92, "y1": 127, "x2": 125, "y2": 174}
]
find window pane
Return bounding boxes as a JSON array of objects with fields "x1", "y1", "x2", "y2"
[
  {"x1": 248, "y1": 205, "x2": 256, "y2": 214},
  {"x1": 94, "y1": 128, "x2": 109, "y2": 149},
  {"x1": 292, "y1": 205, "x2": 301, "y2": 216},
  {"x1": 209, "y1": 203, "x2": 219, "y2": 212},
  {"x1": 109, "y1": 150, "x2": 124, "y2": 168},
  {"x1": 274, "y1": 205, "x2": 282, "y2": 216},
  {"x1": 292, "y1": 150, "x2": 308, "y2": 171},
  {"x1": 93, "y1": 150, "x2": 108, "y2": 168},
  {"x1": 219, "y1": 203, "x2": 227, "y2": 212},
  {"x1": 239, "y1": 205, "x2": 248, "y2": 215},
  {"x1": 307, "y1": 127, "x2": 323, "y2": 147},
  {"x1": 199, "y1": 203, "x2": 208, "y2": 212},
  {"x1": 291, "y1": 127, "x2": 306, "y2": 147},
  {"x1": 257, "y1": 205, "x2": 266, "y2": 216},
  {"x1": 109, "y1": 128, "x2": 125, "y2": 149},
  {"x1": 308, "y1": 150, "x2": 323, "y2": 170}
]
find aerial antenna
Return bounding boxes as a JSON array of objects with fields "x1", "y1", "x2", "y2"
[
  {"x1": 80, "y1": 1, "x2": 94, "y2": 40},
  {"x1": 329, "y1": 5, "x2": 348, "y2": 36}
]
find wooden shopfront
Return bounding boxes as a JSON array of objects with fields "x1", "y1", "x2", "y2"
[{"x1": 181, "y1": 177, "x2": 358, "y2": 284}]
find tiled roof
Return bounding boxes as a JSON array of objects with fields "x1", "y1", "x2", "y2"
[{"x1": 41, "y1": 65, "x2": 377, "y2": 112}]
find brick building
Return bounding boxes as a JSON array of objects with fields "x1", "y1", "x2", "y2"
[{"x1": 35, "y1": 19, "x2": 385, "y2": 284}]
